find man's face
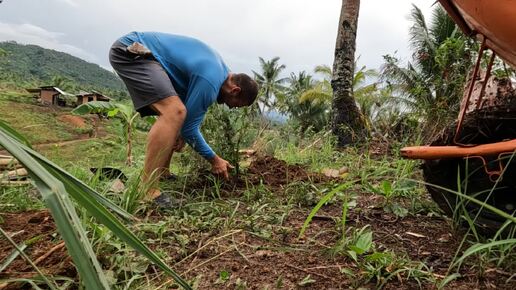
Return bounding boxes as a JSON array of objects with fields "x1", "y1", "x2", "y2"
[{"x1": 224, "y1": 94, "x2": 248, "y2": 108}]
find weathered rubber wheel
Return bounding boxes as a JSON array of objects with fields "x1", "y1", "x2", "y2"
[{"x1": 423, "y1": 108, "x2": 516, "y2": 235}]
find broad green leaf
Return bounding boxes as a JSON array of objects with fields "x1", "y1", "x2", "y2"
[
  {"x1": 352, "y1": 231, "x2": 373, "y2": 254},
  {"x1": 0, "y1": 119, "x2": 32, "y2": 148},
  {"x1": 72, "y1": 101, "x2": 118, "y2": 115},
  {"x1": 107, "y1": 108, "x2": 119, "y2": 118},
  {"x1": 382, "y1": 180, "x2": 392, "y2": 195},
  {"x1": 347, "y1": 250, "x2": 358, "y2": 262}
]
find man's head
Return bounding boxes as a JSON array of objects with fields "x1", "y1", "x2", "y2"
[{"x1": 218, "y1": 73, "x2": 258, "y2": 108}]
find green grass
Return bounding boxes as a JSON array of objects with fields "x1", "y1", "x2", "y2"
[
  {"x1": 0, "y1": 97, "x2": 76, "y2": 143},
  {"x1": 1, "y1": 91, "x2": 514, "y2": 289},
  {"x1": 0, "y1": 186, "x2": 45, "y2": 212}
]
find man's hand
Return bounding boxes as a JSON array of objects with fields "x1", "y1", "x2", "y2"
[
  {"x1": 172, "y1": 136, "x2": 185, "y2": 152},
  {"x1": 210, "y1": 155, "x2": 234, "y2": 180}
]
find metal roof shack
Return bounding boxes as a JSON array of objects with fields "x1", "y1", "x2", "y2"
[
  {"x1": 26, "y1": 86, "x2": 74, "y2": 106},
  {"x1": 75, "y1": 90, "x2": 111, "y2": 105}
]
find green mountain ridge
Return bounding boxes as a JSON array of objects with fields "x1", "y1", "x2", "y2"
[{"x1": 0, "y1": 41, "x2": 126, "y2": 94}]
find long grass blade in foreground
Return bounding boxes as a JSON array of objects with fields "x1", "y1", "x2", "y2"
[
  {"x1": 1, "y1": 118, "x2": 133, "y2": 221},
  {"x1": 0, "y1": 126, "x2": 192, "y2": 289},
  {"x1": 0, "y1": 227, "x2": 59, "y2": 290},
  {"x1": 0, "y1": 130, "x2": 110, "y2": 289},
  {"x1": 0, "y1": 119, "x2": 32, "y2": 148}
]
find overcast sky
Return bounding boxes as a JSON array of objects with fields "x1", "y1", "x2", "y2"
[{"x1": 0, "y1": 0, "x2": 436, "y2": 75}]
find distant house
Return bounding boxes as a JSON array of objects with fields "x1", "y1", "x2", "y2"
[
  {"x1": 75, "y1": 90, "x2": 111, "y2": 105},
  {"x1": 26, "y1": 86, "x2": 74, "y2": 106},
  {"x1": 26, "y1": 87, "x2": 111, "y2": 107}
]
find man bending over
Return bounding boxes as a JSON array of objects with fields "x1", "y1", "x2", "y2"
[{"x1": 109, "y1": 32, "x2": 258, "y2": 207}]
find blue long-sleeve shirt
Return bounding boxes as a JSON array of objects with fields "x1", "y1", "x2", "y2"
[{"x1": 119, "y1": 32, "x2": 229, "y2": 160}]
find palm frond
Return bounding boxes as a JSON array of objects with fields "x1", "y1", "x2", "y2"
[{"x1": 430, "y1": 5, "x2": 457, "y2": 45}]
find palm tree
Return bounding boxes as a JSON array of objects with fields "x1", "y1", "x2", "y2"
[
  {"x1": 285, "y1": 71, "x2": 331, "y2": 133},
  {"x1": 381, "y1": 4, "x2": 472, "y2": 132},
  {"x1": 301, "y1": 64, "x2": 385, "y2": 134},
  {"x1": 352, "y1": 65, "x2": 381, "y2": 130},
  {"x1": 332, "y1": 0, "x2": 367, "y2": 146},
  {"x1": 252, "y1": 57, "x2": 288, "y2": 113}
]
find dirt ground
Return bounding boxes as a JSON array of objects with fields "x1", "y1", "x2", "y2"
[
  {"x1": 0, "y1": 211, "x2": 76, "y2": 289},
  {"x1": 1, "y1": 156, "x2": 515, "y2": 289},
  {"x1": 57, "y1": 115, "x2": 88, "y2": 129}
]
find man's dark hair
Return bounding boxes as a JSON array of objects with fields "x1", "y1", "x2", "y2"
[{"x1": 233, "y1": 73, "x2": 258, "y2": 106}]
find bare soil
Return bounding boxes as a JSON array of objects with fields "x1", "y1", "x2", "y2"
[
  {"x1": 57, "y1": 115, "x2": 88, "y2": 129},
  {"x1": 1, "y1": 156, "x2": 515, "y2": 289},
  {"x1": 0, "y1": 211, "x2": 76, "y2": 289}
]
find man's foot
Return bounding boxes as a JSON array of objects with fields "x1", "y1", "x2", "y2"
[
  {"x1": 152, "y1": 193, "x2": 175, "y2": 209},
  {"x1": 160, "y1": 173, "x2": 178, "y2": 181}
]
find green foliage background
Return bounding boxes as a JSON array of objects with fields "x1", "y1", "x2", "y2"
[{"x1": 0, "y1": 41, "x2": 126, "y2": 94}]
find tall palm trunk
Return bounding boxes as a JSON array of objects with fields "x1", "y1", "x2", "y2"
[{"x1": 332, "y1": 0, "x2": 367, "y2": 146}]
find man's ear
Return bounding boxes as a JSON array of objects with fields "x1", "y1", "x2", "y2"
[{"x1": 230, "y1": 86, "x2": 241, "y2": 95}]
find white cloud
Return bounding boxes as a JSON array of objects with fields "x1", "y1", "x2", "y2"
[
  {"x1": 54, "y1": 0, "x2": 78, "y2": 7},
  {"x1": 0, "y1": 22, "x2": 99, "y2": 63},
  {"x1": 0, "y1": 0, "x2": 436, "y2": 74}
]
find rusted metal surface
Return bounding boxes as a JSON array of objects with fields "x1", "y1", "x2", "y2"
[
  {"x1": 401, "y1": 139, "x2": 516, "y2": 160},
  {"x1": 466, "y1": 152, "x2": 516, "y2": 182},
  {"x1": 401, "y1": 0, "x2": 516, "y2": 160},
  {"x1": 454, "y1": 39, "x2": 487, "y2": 146},
  {"x1": 438, "y1": 0, "x2": 516, "y2": 69}
]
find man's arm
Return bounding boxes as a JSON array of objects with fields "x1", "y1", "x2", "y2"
[{"x1": 180, "y1": 77, "x2": 234, "y2": 178}]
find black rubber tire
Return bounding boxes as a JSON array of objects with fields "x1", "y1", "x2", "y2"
[{"x1": 423, "y1": 108, "x2": 516, "y2": 236}]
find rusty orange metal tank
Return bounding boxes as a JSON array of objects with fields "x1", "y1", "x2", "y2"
[
  {"x1": 439, "y1": 0, "x2": 516, "y2": 68},
  {"x1": 403, "y1": 1, "x2": 516, "y2": 235}
]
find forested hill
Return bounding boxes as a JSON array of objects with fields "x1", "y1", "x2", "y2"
[{"x1": 0, "y1": 41, "x2": 125, "y2": 92}]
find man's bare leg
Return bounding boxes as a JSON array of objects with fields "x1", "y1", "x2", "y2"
[{"x1": 143, "y1": 96, "x2": 186, "y2": 199}]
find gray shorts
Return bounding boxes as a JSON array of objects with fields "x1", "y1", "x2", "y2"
[{"x1": 109, "y1": 40, "x2": 177, "y2": 117}]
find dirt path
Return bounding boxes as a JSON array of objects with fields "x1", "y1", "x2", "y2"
[{"x1": 0, "y1": 136, "x2": 109, "y2": 157}]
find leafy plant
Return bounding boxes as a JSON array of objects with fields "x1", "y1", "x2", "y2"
[
  {"x1": 381, "y1": 4, "x2": 473, "y2": 138},
  {"x1": 73, "y1": 101, "x2": 139, "y2": 165},
  {"x1": 203, "y1": 105, "x2": 257, "y2": 176},
  {"x1": 347, "y1": 227, "x2": 373, "y2": 262}
]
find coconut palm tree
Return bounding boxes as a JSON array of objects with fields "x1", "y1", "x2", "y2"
[
  {"x1": 252, "y1": 57, "x2": 288, "y2": 113},
  {"x1": 332, "y1": 0, "x2": 367, "y2": 146},
  {"x1": 300, "y1": 64, "x2": 385, "y2": 134},
  {"x1": 285, "y1": 71, "x2": 328, "y2": 133},
  {"x1": 381, "y1": 4, "x2": 472, "y2": 130}
]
